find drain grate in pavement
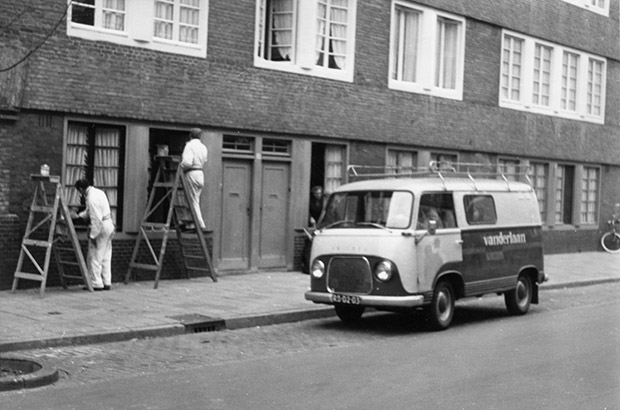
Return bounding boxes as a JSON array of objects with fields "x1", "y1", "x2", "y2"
[{"x1": 167, "y1": 314, "x2": 226, "y2": 334}]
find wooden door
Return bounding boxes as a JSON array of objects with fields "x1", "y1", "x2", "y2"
[{"x1": 258, "y1": 162, "x2": 290, "y2": 268}]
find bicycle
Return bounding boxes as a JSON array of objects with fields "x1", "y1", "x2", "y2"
[{"x1": 600, "y1": 203, "x2": 620, "y2": 253}]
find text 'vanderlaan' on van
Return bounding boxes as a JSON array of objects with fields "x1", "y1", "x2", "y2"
[{"x1": 305, "y1": 162, "x2": 548, "y2": 330}]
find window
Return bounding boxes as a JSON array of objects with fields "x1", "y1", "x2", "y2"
[
  {"x1": 390, "y1": 2, "x2": 465, "y2": 100},
  {"x1": 430, "y1": 153, "x2": 458, "y2": 171},
  {"x1": 64, "y1": 122, "x2": 125, "y2": 227},
  {"x1": 464, "y1": 195, "x2": 497, "y2": 225},
  {"x1": 561, "y1": 0, "x2": 609, "y2": 16},
  {"x1": 530, "y1": 162, "x2": 548, "y2": 223},
  {"x1": 500, "y1": 31, "x2": 606, "y2": 124},
  {"x1": 255, "y1": 0, "x2": 357, "y2": 82},
  {"x1": 555, "y1": 165, "x2": 575, "y2": 224},
  {"x1": 321, "y1": 190, "x2": 414, "y2": 229},
  {"x1": 387, "y1": 149, "x2": 417, "y2": 174},
  {"x1": 498, "y1": 159, "x2": 520, "y2": 181},
  {"x1": 580, "y1": 167, "x2": 600, "y2": 224},
  {"x1": 325, "y1": 145, "x2": 345, "y2": 194},
  {"x1": 418, "y1": 193, "x2": 456, "y2": 230},
  {"x1": 154, "y1": 0, "x2": 201, "y2": 44},
  {"x1": 68, "y1": 0, "x2": 209, "y2": 57}
]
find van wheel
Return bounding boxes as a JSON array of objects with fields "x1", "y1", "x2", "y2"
[
  {"x1": 335, "y1": 305, "x2": 365, "y2": 323},
  {"x1": 425, "y1": 281, "x2": 454, "y2": 331},
  {"x1": 504, "y1": 274, "x2": 532, "y2": 315}
]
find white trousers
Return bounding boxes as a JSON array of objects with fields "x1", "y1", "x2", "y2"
[
  {"x1": 185, "y1": 170, "x2": 206, "y2": 229},
  {"x1": 87, "y1": 219, "x2": 115, "y2": 288}
]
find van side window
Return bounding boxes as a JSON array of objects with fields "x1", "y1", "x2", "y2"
[
  {"x1": 417, "y1": 193, "x2": 456, "y2": 230},
  {"x1": 464, "y1": 195, "x2": 497, "y2": 225}
]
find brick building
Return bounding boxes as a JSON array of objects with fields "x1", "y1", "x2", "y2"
[{"x1": 1, "y1": 0, "x2": 619, "y2": 290}]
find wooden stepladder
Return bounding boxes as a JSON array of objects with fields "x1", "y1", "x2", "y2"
[
  {"x1": 12, "y1": 175, "x2": 92, "y2": 297},
  {"x1": 125, "y1": 156, "x2": 216, "y2": 289}
]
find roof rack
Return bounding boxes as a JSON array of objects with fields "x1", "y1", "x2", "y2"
[{"x1": 347, "y1": 161, "x2": 533, "y2": 192}]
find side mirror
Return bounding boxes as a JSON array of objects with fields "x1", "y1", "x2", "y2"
[{"x1": 428, "y1": 220, "x2": 437, "y2": 235}]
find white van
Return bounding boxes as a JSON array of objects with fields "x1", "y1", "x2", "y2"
[{"x1": 305, "y1": 166, "x2": 548, "y2": 330}]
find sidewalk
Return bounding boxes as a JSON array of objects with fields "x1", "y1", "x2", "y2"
[{"x1": 1, "y1": 252, "x2": 619, "y2": 353}]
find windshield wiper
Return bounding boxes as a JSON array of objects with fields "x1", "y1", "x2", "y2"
[
  {"x1": 357, "y1": 222, "x2": 391, "y2": 230},
  {"x1": 322, "y1": 220, "x2": 354, "y2": 229}
]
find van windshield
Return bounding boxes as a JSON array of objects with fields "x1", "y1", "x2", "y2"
[{"x1": 319, "y1": 190, "x2": 413, "y2": 229}]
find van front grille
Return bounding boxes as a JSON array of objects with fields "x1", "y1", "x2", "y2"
[{"x1": 327, "y1": 257, "x2": 372, "y2": 294}]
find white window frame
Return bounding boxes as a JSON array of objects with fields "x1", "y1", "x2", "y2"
[
  {"x1": 67, "y1": 0, "x2": 209, "y2": 58},
  {"x1": 561, "y1": 0, "x2": 609, "y2": 16},
  {"x1": 499, "y1": 30, "x2": 606, "y2": 124},
  {"x1": 254, "y1": 0, "x2": 357, "y2": 82},
  {"x1": 580, "y1": 166, "x2": 600, "y2": 225},
  {"x1": 388, "y1": 1, "x2": 466, "y2": 101}
]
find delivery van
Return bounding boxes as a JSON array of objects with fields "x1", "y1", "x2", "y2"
[{"x1": 305, "y1": 164, "x2": 548, "y2": 330}]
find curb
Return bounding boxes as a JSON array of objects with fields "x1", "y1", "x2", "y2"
[{"x1": 0, "y1": 279, "x2": 618, "y2": 354}]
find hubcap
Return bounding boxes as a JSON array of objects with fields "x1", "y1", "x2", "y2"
[{"x1": 437, "y1": 291, "x2": 451, "y2": 321}]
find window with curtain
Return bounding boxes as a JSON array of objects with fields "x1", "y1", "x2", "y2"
[
  {"x1": 315, "y1": 0, "x2": 349, "y2": 70},
  {"x1": 387, "y1": 150, "x2": 416, "y2": 174},
  {"x1": 560, "y1": 0, "x2": 608, "y2": 16},
  {"x1": 64, "y1": 122, "x2": 125, "y2": 228},
  {"x1": 389, "y1": 2, "x2": 464, "y2": 100},
  {"x1": 587, "y1": 59, "x2": 604, "y2": 116},
  {"x1": 580, "y1": 167, "x2": 599, "y2": 224},
  {"x1": 533, "y1": 44, "x2": 552, "y2": 107},
  {"x1": 501, "y1": 35, "x2": 523, "y2": 102},
  {"x1": 324, "y1": 145, "x2": 345, "y2": 194},
  {"x1": 154, "y1": 0, "x2": 201, "y2": 44},
  {"x1": 68, "y1": 0, "x2": 208, "y2": 57},
  {"x1": 530, "y1": 162, "x2": 548, "y2": 223},
  {"x1": 554, "y1": 165, "x2": 575, "y2": 225},
  {"x1": 71, "y1": 0, "x2": 126, "y2": 31},
  {"x1": 255, "y1": 0, "x2": 356, "y2": 82},
  {"x1": 499, "y1": 30, "x2": 606, "y2": 124}
]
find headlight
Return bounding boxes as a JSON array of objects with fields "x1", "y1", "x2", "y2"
[
  {"x1": 375, "y1": 260, "x2": 394, "y2": 282},
  {"x1": 311, "y1": 259, "x2": 325, "y2": 279}
]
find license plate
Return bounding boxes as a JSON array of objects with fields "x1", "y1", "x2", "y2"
[{"x1": 332, "y1": 293, "x2": 361, "y2": 305}]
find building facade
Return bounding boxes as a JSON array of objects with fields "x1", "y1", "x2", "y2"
[{"x1": 1, "y1": 0, "x2": 619, "y2": 289}]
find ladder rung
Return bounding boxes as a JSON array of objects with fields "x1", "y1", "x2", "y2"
[
  {"x1": 153, "y1": 182, "x2": 175, "y2": 188},
  {"x1": 31, "y1": 205, "x2": 55, "y2": 213},
  {"x1": 14, "y1": 272, "x2": 45, "y2": 282},
  {"x1": 129, "y1": 262, "x2": 160, "y2": 271},
  {"x1": 58, "y1": 261, "x2": 80, "y2": 267},
  {"x1": 185, "y1": 267, "x2": 210, "y2": 273},
  {"x1": 142, "y1": 222, "x2": 169, "y2": 230},
  {"x1": 23, "y1": 239, "x2": 52, "y2": 248},
  {"x1": 60, "y1": 274, "x2": 84, "y2": 280}
]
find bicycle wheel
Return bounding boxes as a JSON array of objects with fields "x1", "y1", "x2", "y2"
[{"x1": 601, "y1": 232, "x2": 620, "y2": 253}]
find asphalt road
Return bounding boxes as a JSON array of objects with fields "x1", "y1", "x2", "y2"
[{"x1": 2, "y1": 283, "x2": 619, "y2": 410}]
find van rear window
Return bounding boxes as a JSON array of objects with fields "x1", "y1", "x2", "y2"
[{"x1": 464, "y1": 195, "x2": 497, "y2": 225}]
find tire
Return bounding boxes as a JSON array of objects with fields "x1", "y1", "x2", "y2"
[
  {"x1": 425, "y1": 281, "x2": 455, "y2": 331},
  {"x1": 334, "y1": 305, "x2": 365, "y2": 323},
  {"x1": 601, "y1": 232, "x2": 620, "y2": 253},
  {"x1": 505, "y1": 274, "x2": 532, "y2": 315}
]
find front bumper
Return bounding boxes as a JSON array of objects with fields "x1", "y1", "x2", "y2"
[{"x1": 305, "y1": 291, "x2": 425, "y2": 308}]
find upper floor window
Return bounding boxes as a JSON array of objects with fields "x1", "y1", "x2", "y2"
[
  {"x1": 500, "y1": 31, "x2": 606, "y2": 124},
  {"x1": 255, "y1": 0, "x2": 357, "y2": 82},
  {"x1": 389, "y1": 2, "x2": 465, "y2": 100},
  {"x1": 387, "y1": 149, "x2": 417, "y2": 175},
  {"x1": 561, "y1": 0, "x2": 609, "y2": 16},
  {"x1": 68, "y1": 0, "x2": 208, "y2": 58}
]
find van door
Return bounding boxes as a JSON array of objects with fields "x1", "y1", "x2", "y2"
[{"x1": 415, "y1": 193, "x2": 463, "y2": 292}]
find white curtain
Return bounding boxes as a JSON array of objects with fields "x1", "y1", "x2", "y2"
[
  {"x1": 103, "y1": 0, "x2": 125, "y2": 31},
  {"x1": 271, "y1": 0, "x2": 294, "y2": 60},
  {"x1": 330, "y1": 0, "x2": 348, "y2": 69},
  {"x1": 324, "y1": 146, "x2": 344, "y2": 194},
  {"x1": 399, "y1": 9, "x2": 419, "y2": 82},
  {"x1": 95, "y1": 128, "x2": 121, "y2": 223},
  {"x1": 179, "y1": 0, "x2": 200, "y2": 44},
  {"x1": 436, "y1": 18, "x2": 458, "y2": 90},
  {"x1": 155, "y1": 1, "x2": 174, "y2": 40},
  {"x1": 64, "y1": 125, "x2": 88, "y2": 207}
]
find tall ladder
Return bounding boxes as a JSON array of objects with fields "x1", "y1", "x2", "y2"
[
  {"x1": 12, "y1": 175, "x2": 92, "y2": 297},
  {"x1": 125, "y1": 156, "x2": 216, "y2": 289}
]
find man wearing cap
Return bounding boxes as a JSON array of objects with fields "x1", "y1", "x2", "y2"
[
  {"x1": 180, "y1": 127, "x2": 208, "y2": 230},
  {"x1": 74, "y1": 178, "x2": 115, "y2": 291}
]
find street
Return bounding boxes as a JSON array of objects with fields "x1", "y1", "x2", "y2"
[{"x1": 2, "y1": 282, "x2": 619, "y2": 410}]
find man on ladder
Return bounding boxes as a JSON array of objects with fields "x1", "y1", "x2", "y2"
[
  {"x1": 73, "y1": 178, "x2": 115, "y2": 291},
  {"x1": 179, "y1": 127, "x2": 208, "y2": 231}
]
